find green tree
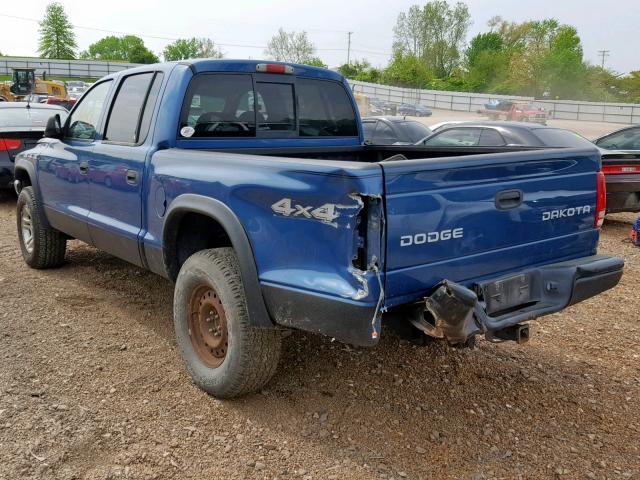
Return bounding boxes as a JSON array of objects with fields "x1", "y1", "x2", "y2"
[
  {"x1": 392, "y1": 1, "x2": 472, "y2": 78},
  {"x1": 80, "y1": 35, "x2": 159, "y2": 64},
  {"x1": 38, "y1": 3, "x2": 77, "y2": 59},
  {"x1": 337, "y1": 59, "x2": 381, "y2": 83},
  {"x1": 265, "y1": 28, "x2": 316, "y2": 64},
  {"x1": 163, "y1": 37, "x2": 223, "y2": 61},
  {"x1": 381, "y1": 53, "x2": 433, "y2": 88},
  {"x1": 303, "y1": 57, "x2": 327, "y2": 68},
  {"x1": 464, "y1": 32, "x2": 509, "y2": 91}
]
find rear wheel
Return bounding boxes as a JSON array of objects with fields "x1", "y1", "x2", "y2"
[
  {"x1": 173, "y1": 248, "x2": 281, "y2": 398},
  {"x1": 17, "y1": 186, "x2": 67, "y2": 268}
]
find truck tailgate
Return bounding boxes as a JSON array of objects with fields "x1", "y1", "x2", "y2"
[{"x1": 381, "y1": 148, "x2": 602, "y2": 306}]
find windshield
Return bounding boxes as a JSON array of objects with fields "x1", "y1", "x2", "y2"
[{"x1": 533, "y1": 128, "x2": 595, "y2": 148}]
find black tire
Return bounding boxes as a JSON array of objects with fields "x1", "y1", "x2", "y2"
[
  {"x1": 173, "y1": 247, "x2": 281, "y2": 398},
  {"x1": 16, "y1": 186, "x2": 67, "y2": 269}
]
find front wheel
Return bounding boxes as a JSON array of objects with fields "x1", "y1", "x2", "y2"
[
  {"x1": 173, "y1": 248, "x2": 281, "y2": 398},
  {"x1": 17, "y1": 186, "x2": 67, "y2": 268}
]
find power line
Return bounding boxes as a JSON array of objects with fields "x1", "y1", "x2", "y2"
[
  {"x1": 0, "y1": 13, "x2": 394, "y2": 58},
  {"x1": 598, "y1": 49, "x2": 610, "y2": 69}
]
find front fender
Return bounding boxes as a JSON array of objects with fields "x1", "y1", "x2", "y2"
[{"x1": 163, "y1": 194, "x2": 273, "y2": 328}]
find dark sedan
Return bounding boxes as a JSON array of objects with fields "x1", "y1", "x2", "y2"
[
  {"x1": 0, "y1": 103, "x2": 68, "y2": 189},
  {"x1": 594, "y1": 125, "x2": 640, "y2": 213},
  {"x1": 397, "y1": 103, "x2": 432, "y2": 117},
  {"x1": 363, "y1": 116, "x2": 432, "y2": 145},
  {"x1": 418, "y1": 121, "x2": 595, "y2": 148},
  {"x1": 418, "y1": 121, "x2": 637, "y2": 213}
]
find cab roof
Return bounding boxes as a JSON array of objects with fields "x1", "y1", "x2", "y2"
[{"x1": 103, "y1": 59, "x2": 344, "y2": 83}]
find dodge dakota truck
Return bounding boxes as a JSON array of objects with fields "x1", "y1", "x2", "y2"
[{"x1": 13, "y1": 60, "x2": 623, "y2": 398}]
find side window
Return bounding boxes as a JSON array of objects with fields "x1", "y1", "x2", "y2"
[
  {"x1": 137, "y1": 73, "x2": 164, "y2": 144},
  {"x1": 297, "y1": 78, "x2": 358, "y2": 137},
  {"x1": 180, "y1": 74, "x2": 255, "y2": 138},
  {"x1": 104, "y1": 73, "x2": 154, "y2": 144},
  {"x1": 373, "y1": 122, "x2": 397, "y2": 145},
  {"x1": 479, "y1": 128, "x2": 506, "y2": 146},
  {"x1": 66, "y1": 81, "x2": 111, "y2": 140},
  {"x1": 424, "y1": 128, "x2": 482, "y2": 147},
  {"x1": 256, "y1": 82, "x2": 295, "y2": 132},
  {"x1": 362, "y1": 121, "x2": 377, "y2": 142}
]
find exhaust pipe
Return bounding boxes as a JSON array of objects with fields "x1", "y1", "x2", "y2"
[
  {"x1": 487, "y1": 323, "x2": 530, "y2": 344},
  {"x1": 13, "y1": 179, "x2": 22, "y2": 195}
]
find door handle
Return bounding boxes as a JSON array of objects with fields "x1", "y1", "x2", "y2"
[
  {"x1": 79, "y1": 162, "x2": 89, "y2": 174},
  {"x1": 126, "y1": 169, "x2": 138, "y2": 185},
  {"x1": 495, "y1": 189, "x2": 523, "y2": 210}
]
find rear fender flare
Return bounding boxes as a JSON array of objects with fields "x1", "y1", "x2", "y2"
[{"x1": 163, "y1": 194, "x2": 274, "y2": 328}]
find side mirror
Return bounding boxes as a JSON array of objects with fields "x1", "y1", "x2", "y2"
[{"x1": 44, "y1": 114, "x2": 63, "y2": 139}]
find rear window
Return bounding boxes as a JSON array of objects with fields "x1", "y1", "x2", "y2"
[
  {"x1": 0, "y1": 107, "x2": 67, "y2": 128},
  {"x1": 396, "y1": 121, "x2": 431, "y2": 143},
  {"x1": 297, "y1": 78, "x2": 358, "y2": 137},
  {"x1": 179, "y1": 74, "x2": 358, "y2": 139},
  {"x1": 533, "y1": 128, "x2": 595, "y2": 148},
  {"x1": 180, "y1": 74, "x2": 255, "y2": 138}
]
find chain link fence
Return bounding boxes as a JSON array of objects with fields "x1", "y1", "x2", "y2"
[
  {"x1": 0, "y1": 57, "x2": 138, "y2": 80},
  {"x1": 349, "y1": 79, "x2": 640, "y2": 125}
]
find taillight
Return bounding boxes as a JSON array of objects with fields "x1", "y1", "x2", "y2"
[
  {"x1": 0, "y1": 138, "x2": 22, "y2": 151},
  {"x1": 256, "y1": 63, "x2": 294, "y2": 74},
  {"x1": 602, "y1": 164, "x2": 640, "y2": 174},
  {"x1": 595, "y1": 171, "x2": 606, "y2": 229}
]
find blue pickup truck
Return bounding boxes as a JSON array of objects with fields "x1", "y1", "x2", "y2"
[{"x1": 13, "y1": 60, "x2": 623, "y2": 398}]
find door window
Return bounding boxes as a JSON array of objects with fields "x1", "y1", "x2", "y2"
[
  {"x1": 479, "y1": 128, "x2": 506, "y2": 146},
  {"x1": 66, "y1": 81, "x2": 112, "y2": 140},
  {"x1": 362, "y1": 120, "x2": 377, "y2": 142},
  {"x1": 104, "y1": 73, "x2": 155, "y2": 144}
]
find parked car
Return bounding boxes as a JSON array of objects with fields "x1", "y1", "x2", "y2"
[
  {"x1": 593, "y1": 125, "x2": 640, "y2": 212},
  {"x1": 417, "y1": 121, "x2": 595, "y2": 148},
  {"x1": 0, "y1": 102, "x2": 67, "y2": 189},
  {"x1": 362, "y1": 116, "x2": 432, "y2": 145},
  {"x1": 46, "y1": 97, "x2": 78, "y2": 111},
  {"x1": 478, "y1": 100, "x2": 547, "y2": 124},
  {"x1": 370, "y1": 98, "x2": 397, "y2": 115},
  {"x1": 65, "y1": 80, "x2": 88, "y2": 94},
  {"x1": 13, "y1": 60, "x2": 622, "y2": 398},
  {"x1": 418, "y1": 121, "x2": 636, "y2": 213},
  {"x1": 397, "y1": 103, "x2": 432, "y2": 117}
]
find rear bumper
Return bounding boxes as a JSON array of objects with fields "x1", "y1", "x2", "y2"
[
  {"x1": 263, "y1": 255, "x2": 624, "y2": 347},
  {"x1": 605, "y1": 176, "x2": 640, "y2": 213},
  {"x1": 415, "y1": 255, "x2": 624, "y2": 343}
]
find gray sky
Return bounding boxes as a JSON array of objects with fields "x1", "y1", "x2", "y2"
[{"x1": 0, "y1": 0, "x2": 636, "y2": 73}]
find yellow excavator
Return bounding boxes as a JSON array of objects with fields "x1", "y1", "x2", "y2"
[{"x1": 0, "y1": 68, "x2": 67, "y2": 102}]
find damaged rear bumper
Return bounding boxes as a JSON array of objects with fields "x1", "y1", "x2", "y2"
[{"x1": 411, "y1": 255, "x2": 624, "y2": 344}]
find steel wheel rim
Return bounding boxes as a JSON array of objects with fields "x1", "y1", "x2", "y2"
[
  {"x1": 187, "y1": 284, "x2": 228, "y2": 368},
  {"x1": 21, "y1": 204, "x2": 34, "y2": 254}
]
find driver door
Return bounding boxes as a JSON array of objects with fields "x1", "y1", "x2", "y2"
[{"x1": 36, "y1": 80, "x2": 112, "y2": 243}]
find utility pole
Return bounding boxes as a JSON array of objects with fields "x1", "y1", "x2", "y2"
[
  {"x1": 347, "y1": 31, "x2": 353, "y2": 66},
  {"x1": 597, "y1": 49, "x2": 610, "y2": 69}
]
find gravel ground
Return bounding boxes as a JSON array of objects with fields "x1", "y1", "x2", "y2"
[{"x1": 0, "y1": 188, "x2": 639, "y2": 480}]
